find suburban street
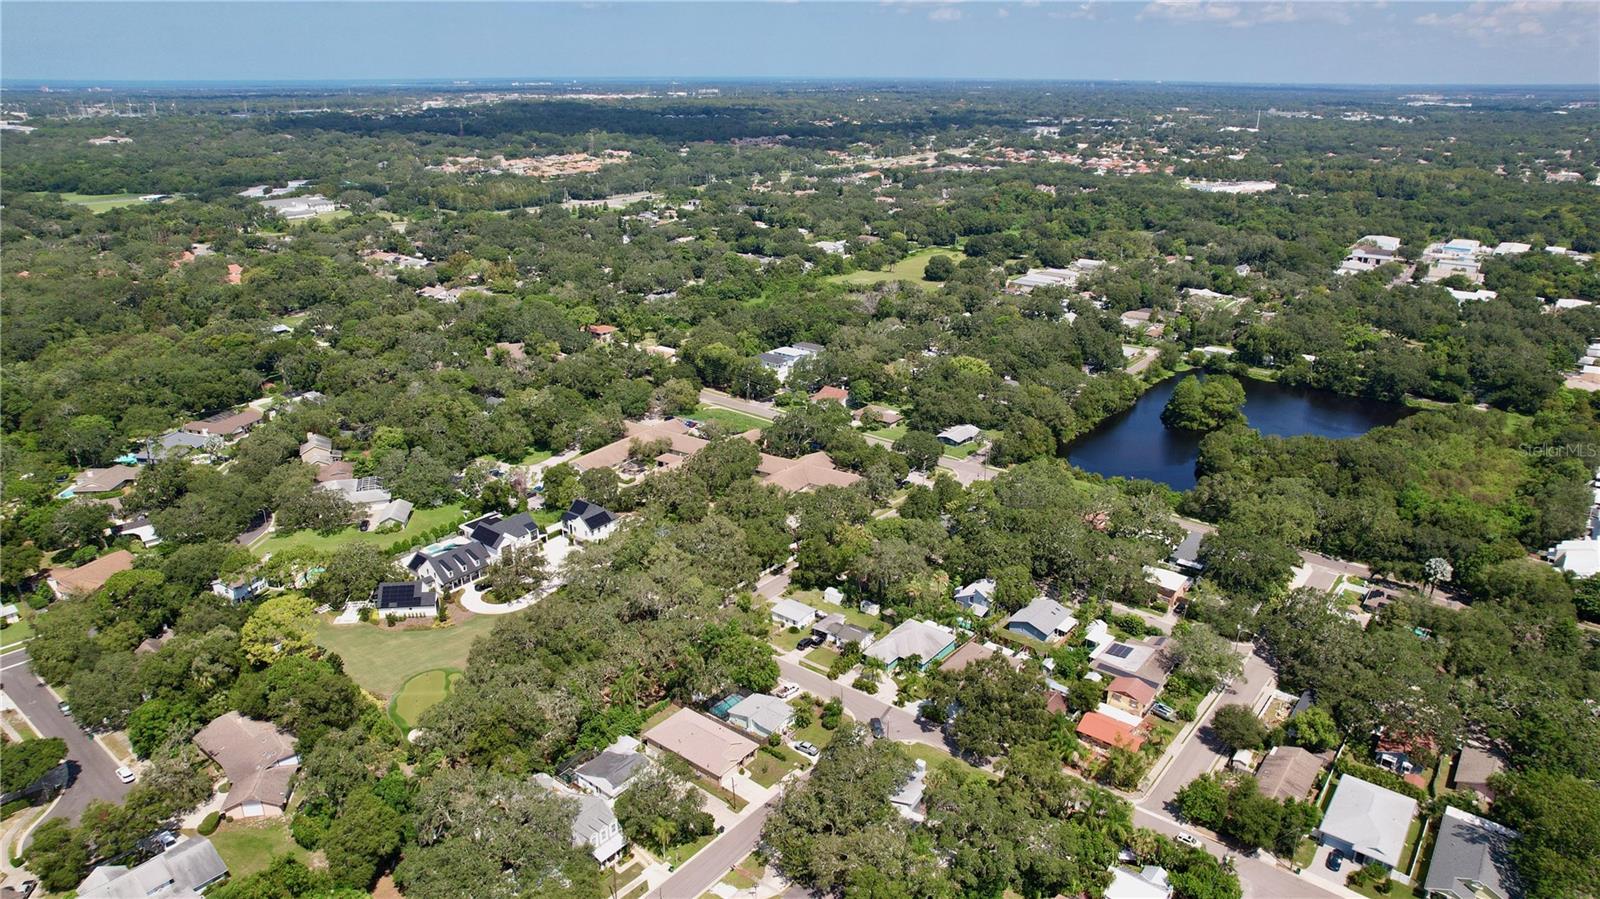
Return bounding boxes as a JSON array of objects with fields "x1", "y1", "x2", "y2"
[
  {"x1": 777, "y1": 659, "x2": 946, "y2": 750},
  {"x1": 0, "y1": 647, "x2": 132, "y2": 826},
  {"x1": 1139, "y1": 646, "x2": 1276, "y2": 813},
  {"x1": 647, "y1": 795, "x2": 777, "y2": 899}
]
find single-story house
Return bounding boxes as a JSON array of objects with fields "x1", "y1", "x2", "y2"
[
  {"x1": 1254, "y1": 745, "x2": 1327, "y2": 801},
  {"x1": 534, "y1": 774, "x2": 627, "y2": 864},
  {"x1": 366, "y1": 498, "x2": 414, "y2": 531},
  {"x1": 69, "y1": 465, "x2": 140, "y2": 495},
  {"x1": 812, "y1": 385, "x2": 849, "y2": 405},
  {"x1": 1143, "y1": 565, "x2": 1192, "y2": 605},
  {"x1": 953, "y1": 578, "x2": 995, "y2": 618},
  {"x1": 890, "y1": 759, "x2": 928, "y2": 823},
  {"x1": 770, "y1": 597, "x2": 820, "y2": 630},
  {"x1": 865, "y1": 619, "x2": 958, "y2": 669},
  {"x1": 725, "y1": 693, "x2": 795, "y2": 738},
  {"x1": 211, "y1": 574, "x2": 268, "y2": 603},
  {"x1": 461, "y1": 511, "x2": 540, "y2": 553},
  {"x1": 1105, "y1": 865, "x2": 1173, "y2": 899},
  {"x1": 1004, "y1": 598, "x2": 1076, "y2": 643},
  {"x1": 372, "y1": 581, "x2": 437, "y2": 618},
  {"x1": 193, "y1": 711, "x2": 300, "y2": 818},
  {"x1": 561, "y1": 499, "x2": 618, "y2": 542},
  {"x1": 642, "y1": 708, "x2": 757, "y2": 785},
  {"x1": 1422, "y1": 807, "x2": 1522, "y2": 899},
  {"x1": 757, "y1": 451, "x2": 862, "y2": 493},
  {"x1": 47, "y1": 549, "x2": 135, "y2": 597},
  {"x1": 1082, "y1": 619, "x2": 1115, "y2": 658},
  {"x1": 572, "y1": 419, "x2": 713, "y2": 476},
  {"x1": 182, "y1": 407, "x2": 264, "y2": 439},
  {"x1": 118, "y1": 515, "x2": 161, "y2": 547},
  {"x1": 1171, "y1": 530, "x2": 1205, "y2": 572},
  {"x1": 77, "y1": 836, "x2": 228, "y2": 899},
  {"x1": 316, "y1": 470, "x2": 393, "y2": 508},
  {"x1": 1104, "y1": 675, "x2": 1158, "y2": 718},
  {"x1": 938, "y1": 640, "x2": 1003, "y2": 674},
  {"x1": 298, "y1": 432, "x2": 338, "y2": 467},
  {"x1": 405, "y1": 540, "x2": 492, "y2": 592},
  {"x1": 1091, "y1": 636, "x2": 1172, "y2": 691},
  {"x1": 1450, "y1": 745, "x2": 1506, "y2": 801},
  {"x1": 813, "y1": 613, "x2": 875, "y2": 649},
  {"x1": 1076, "y1": 711, "x2": 1145, "y2": 753},
  {"x1": 0, "y1": 604, "x2": 19, "y2": 625},
  {"x1": 584, "y1": 323, "x2": 618, "y2": 343},
  {"x1": 937, "y1": 424, "x2": 981, "y2": 446},
  {"x1": 863, "y1": 405, "x2": 903, "y2": 426},
  {"x1": 574, "y1": 735, "x2": 649, "y2": 799},
  {"x1": 1317, "y1": 775, "x2": 1419, "y2": 870}
]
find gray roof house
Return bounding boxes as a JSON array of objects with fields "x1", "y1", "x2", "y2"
[
  {"x1": 1004, "y1": 598, "x2": 1076, "y2": 643},
  {"x1": 1422, "y1": 806, "x2": 1522, "y2": 899},
  {"x1": 574, "y1": 735, "x2": 649, "y2": 799},
  {"x1": 192, "y1": 712, "x2": 299, "y2": 818},
  {"x1": 534, "y1": 774, "x2": 627, "y2": 864},
  {"x1": 954, "y1": 578, "x2": 995, "y2": 618},
  {"x1": 461, "y1": 511, "x2": 540, "y2": 552},
  {"x1": 373, "y1": 581, "x2": 437, "y2": 617},
  {"x1": 813, "y1": 613, "x2": 875, "y2": 649},
  {"x1": 725, "y1": 693, "x2": 795, "y2": 738},
  {"x1": 77, "y1": 836, "x2": 228, "y2": 899},
  {"x1": 405, "y1": 540, "x2": 492, "y2": 591},
  {"x1": 1317, "y1": 775, "x2": 1418, "y2": 870}
]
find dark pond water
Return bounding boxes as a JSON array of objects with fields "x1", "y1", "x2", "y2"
[{"x1": 1066, "y1": 375, "x2": 1412, "y2": 490}]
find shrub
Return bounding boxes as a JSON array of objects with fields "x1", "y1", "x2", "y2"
[
  {"x1": 1, "y1": 799, "x2": 31, "y2": 820},
  {"x1": 760, "y1": 744, "x2": 788, "y2": 762},
  {"x1": 25, "y1": 591, "x2": 51, "y2": 610},
  {"x1": 385, "y1": 613, "x2": 399, "y2": 627},
  {"x1": 198, "y1": 811, "x2": 221, "y2": 835},
  {"x1": 291, "y1": 812, "x2": 326, "y2": 849}
]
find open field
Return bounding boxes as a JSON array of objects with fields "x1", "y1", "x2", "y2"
[
  {"x1": 690, "y1": 404, "x2": 771, "y2": 432},
  {"x1": 206, "y1": 819, "x2": 311, "y2": 879},
  {"x1": 314, "y1": 614, "x2": 499, "y2": 699},
  {"x1": 389, "y1": 667, "x2": 463, "y2": 728},
  {"x1": 59, "y1": 192, "x2": 150, "y2": 213},
  {"x1": 827, "y1": 247, "x2": 966, "y2": 289},
  {"x1": 252, "y1": 503, "x2": 466, "y2": 557}
]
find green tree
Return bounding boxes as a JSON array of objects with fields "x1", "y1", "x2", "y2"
[
  {"x1": 1289, "y1": 705, "x2": 1341, "y2": 751},
  {"x1": 614, "y1": 767, "x2": 712, "y2": 853},
  {"x1": 1, "y1": 737, "x2": 67, "y2": 793},
  {"x1": 240, "y1": 593, "x2": 319, "y2": 665},
  {"x1": 541, "y1": 462, "x2": 580, "y2": 512},
  {"x1": 924, "y1": 254, "x2": 955, "y2": 281},
  {"x1": 1490, "y1": 770, "x2": 1600, "y2": 898},
  {"x1": 24, "y1": 818, "x2": 89, "y2": 893},
  {"x1": 321, "y1": 786, "x2": 404, "y2": 889},
  {"x1": 479, "y1": 544, "x2": 547, "y2": 604},
  {"x1": 311, "y1": 543, "x2": 401, "y2": 610},
  {"x1": 892, "y1": 430, "x2": 944, "y2": 472},
  {"x1": 1161, "y1": 376, "x2": 1245, "y2": 432},
  {"x1": 1165, "y1": 623, "x2": 1244, "y2": 691},
  {"x1": 1210, "y1": 704, "x2": 1267, "y2": 752}
]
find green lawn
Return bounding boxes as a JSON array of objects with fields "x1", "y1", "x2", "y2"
[
  {"x1": 803, "y1": 645, "x2": 842, "y2": 671},
  {"x1": 0, "y1": 617, "x2": 35, "y2": 649},
  {"x1": 898, "y1": 741, "x2": 994, "y2": 780},
  {"x1": 59, "y1": 192, "x2": 150, "y2": 213},
  {"x1": 789, "y1": 720, "x2": 839, "y2": 753},
  {"x1": 827, "y1": 247, "x2": 967, "y2": 289},
  {"x1": 941, "y1": 432, "x2": 995, "y2": 460},
  {"x1": 520, "y1": 449, "x2": 555, "y2": 465},
  {"x1": 665, "y1": 830, "x2": 716, "y2": 868},
  {"x1": 251, "y1": 503, "x2": 466, "y2": 557},
  {"x1": 747, "y1": 749, "x2": 802, "y2": 788},
  {"x1": 771, "y1": 626, "x2": 809, "y2": 652},
  {"x1": 388, "y1": 667, "x2": 463, "y2": 729},
  {"x1": 314, "y1": 615, "x2": 499, "y2": 699},
  {"x1": 1293, "y1": 837, "x2": 1318, "y2": 869},
  {"x1": 719, "y1": 853, "x2": 761, "y2": 889},
  {"x1": 206, "y1": 819, "x2": 310, "y2": 880},
  {"x1": 690, "y1": 404, "x2": 772, "y2": 431},
  {"x1": 867, "y1": 424, "x2": 909, "y2": 443}
]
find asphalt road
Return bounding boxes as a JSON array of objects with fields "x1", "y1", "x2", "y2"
[
  {"x1": 777, "y1": 659, "x2": 947, "y2": 750},
  {"x1": 647, "y1": 795, "x2": 777, "y2": 899},
  {"x1": 1140, "y1": 646, "x2": 1277, "y2": 813},
  {"x1": 0, "y1": 648, "x2": 132, "y2": 826}
]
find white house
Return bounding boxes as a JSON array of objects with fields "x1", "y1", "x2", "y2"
[
  {"x1": 1552, "y1": 537, "x2": 1600, "y2": 577},
  {"x1": 1317, "y1": 775, "x2": 1418, "y2": 870},
  {"x1": 560, "y1": 499, "x2": 618, "y2": 542},
  {"x1": 725, "y1": 693, "x2": 795, "y2": 738},
  {"x1": 938, "y1": 424, "x2": 982, "y2": 446},
  {"x1": 365, "y1": 499, "x2": 414, "y2": 532},
  {"x1": 534, "y1": 774, "x2": 627, "y2": 865},
  {"x1": 1105, "y1": 865, "x2": 1173, "y2": 899},
  {"x1": 770, "y1": 597, "x2": 820, "y2": 630},
  {"x1": 865, "y1": 619, "x2": 958, "y2": 669},
  {"x1": 954, "y1": 578, "x2": 995, "y2": 618},
  {"x1": 757, "y1": 342, "x2": 824, "y2": 382}
]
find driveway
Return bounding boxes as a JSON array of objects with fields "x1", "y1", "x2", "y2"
[
  {"x1": 1131, "y1": 806, "x2": 1346, "y2": 899},
  {"x1": 777, "y1": 659, "x2": 946, "y2": 750},
  {"x1": 0, "y1": 648, "x2": 132, "y2": 828},
  {"x1": 698, "y1": 388, "x2": 777, "y2": 422}
]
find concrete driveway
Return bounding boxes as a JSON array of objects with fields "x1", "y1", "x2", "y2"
[{"x1": 0, "y1": 648, "x2": 132, "y2": 828}]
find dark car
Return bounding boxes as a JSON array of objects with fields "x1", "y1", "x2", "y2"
[
  {"x1": 796, "y1": 634, "x2": 824, "y2": 650},
  {"x1": 870, "y1": 717, "x2": 886, "y2": 739},
  {"x1": 1325, "y1": 851, "x2": 1344, "y2": 872}
]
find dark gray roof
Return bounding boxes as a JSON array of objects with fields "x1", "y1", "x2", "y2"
[
  {"x1": 408, "y1": 540, "x2": 491, "y2": 582},
  {"x1": 1423, "y1": 807, "x2": 1522, "y2": 899},
  {"x1": 373, "y1": 581, "x2": 435, "y2": 611},
  {"x1": 463, "y1": 512, "x2": 539, "y2": 548},
  {"x1": 78, "y1": 836, "x2": 228, "y2": 899},
  {"x1": 575, "y1": 749, "x2": 647, "y2": 790},
  {"x1": 561, "y1": 499, "x2": 615, "y2": 531}
]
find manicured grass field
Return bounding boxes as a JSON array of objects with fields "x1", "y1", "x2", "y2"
[
  {"x1": 941, "y1": 433, "x2": 994, "y2": 459},
  {"x1": 59, "y1": 192, "x2": 149, "y2": 213},
  {"x1": 520, "y1": 449, "x2": 555, "y2": 465},
  {"x1": 207, "y1": 819, "x2": 311, "y2": 879},
  {"x1": 0, "y1": 617, "x2": 35, "y2": 649},
  {"x1": 251, "y1": 503, "x2": 466, "y2": 557},
  {"x1": 747, "y1": 749, "x2": 801, "y2": 788},
  {"x1": 827, "y1": 247, "x2": 967, "y2": 289},
  {"x1": 665, "y1": 830, "x2": 716, "y2": 868},
  {"x1": 690, "y1": 404, "x2": 772, "y2": 431},
  {"x1": 898, "y1": 741, "x2": 993, "y2": 780},
  {"x1": 866, "y1": 423, "x2": 909, "y2": 443},
  {"x1": 314, "y1": 614, "x2": 499, "y2": 699},
  {"x1": 803, "y1": 645, "x2": 841, "y2": 671},
  {"x1": 388, "y1": 667, "x2": 463, "y2": 728}
]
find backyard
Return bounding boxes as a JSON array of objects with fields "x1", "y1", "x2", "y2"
[
  {"x1": 251, "y1": 503, "x2": 466, "y2": 557},
  {"x1": 205, "y1": 818, "x2": 312, "y2": 879},
  {"x1": 314, "y1": 614, "x2": 499, "y2": 699},
  {"x1": 826, "y1": 247, "x2": 967, "y2": 289}
]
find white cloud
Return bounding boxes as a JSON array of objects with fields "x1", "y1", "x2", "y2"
[
  {"x1": 929, "y1": 4, "x2": 963, "y2": 20},
  {"x1": 1414, "y1": 1, "x2": 1593, "y2": 45},
  {"x1": 1138, "y1": 1, "x2": 1353, "y2": 28}
]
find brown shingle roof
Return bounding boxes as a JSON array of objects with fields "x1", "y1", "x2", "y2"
[
  {"x1": 48, "y1": 550, "x2": 135, "y2": 596},
  {"x1": 193, "y1": 712, "x2": 299, "y2": 811},
  {"x1": 1255, "y1": 745, "x2": 1327, "y2": 800}
]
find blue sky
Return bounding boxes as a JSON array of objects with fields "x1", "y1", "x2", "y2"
[{"x1": 3, "y1": 2, "x2": 1597, "y2": 86}]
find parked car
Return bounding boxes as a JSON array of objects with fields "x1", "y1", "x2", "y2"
[
  {"x1": 115, "y1": 766, "x2": 136, "y2": 784},
  {"x1": 774, "y1": 681, "x2": 800, "y2": 699},
  {"x1": 56, "y1": 700, "x2": 70, "y2": 716},
  {"x1": 1326, "y1": 850, "x2": 1344, "y2": 872},
  {"x1": 793, "y1": 740, "x2": 820, "y2": 758},
  {"x1": 796, "y1": 634, "x2": 824, "y2": 650},
  {"x1": 1150, "y1": 702, "x2": 1178, "y2": 722},
  {"x1": 11, "y1": 880, "x2": 38, "y2": 898},
  {"x1": 870, "y1": 717, "x2": 886, "y2": 739},
  {"x1": 1175, "y1": 832, "x2": 1204, "y2": 850}
]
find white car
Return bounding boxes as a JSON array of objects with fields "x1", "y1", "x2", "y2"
[
  {"x1": 1175, "y1": 832, "x2": 1204, "y2": 850},
  {"x1": 115, "y1": 766, "x2": 136, "y2": 784}
]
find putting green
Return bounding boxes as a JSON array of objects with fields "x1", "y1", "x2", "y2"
[{"x1": 388, "y1": 668, "x2": 463, "y2": 729}]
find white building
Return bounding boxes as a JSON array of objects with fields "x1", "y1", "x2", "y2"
[
  {"x1": 770, "y1": 597, "x2": 820, "y2": 630},
  {"x1": 534, "y1": 774, "x2": 627, "y2": 864},
  {"x1": 1317, "y1": 776, "x2": 1419, "y2": 870},
  {"x1": 725, "y1": 693, "x2": 795, "y2": 738}
]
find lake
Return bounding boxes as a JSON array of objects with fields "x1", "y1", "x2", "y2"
[{"x1": 1066, "y1": 375, "x2": 1411, "y2": 490}]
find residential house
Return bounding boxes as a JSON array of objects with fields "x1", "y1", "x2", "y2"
[
  {"x1": 1105, "y1": 865, "x2": 1173, "y2": 899},
  {"x1": 182, "y1": 407, "x2": 264, "y2": 439},
  {"x1": 1422, "y1": 807, "x2": 1523, "y2": 899},
  {"x1": 953, "y1": 578, "x2": 995, "y2": 618},
  {"x1": 418, "y1": 285, "x2": 464, "y2": 303},
  {"x1": 1143, "y1": 565, "x2": 1192, "y2": 606},
  {"x1": 1004, "y1": 598, "x2": 1076, "y2": 643},
  {"x1": 1551, "y1": 537, "x2": 1600, "y2": 577},
  {"x1": 461, "y1": 511, "x2": 540, "y2": 554},
  {"x1": 560, "y1": 499, "x2": 618, "y2": 542},
  {"x1": 1492, "y1": 242, "x2": 1532, "y2": 256},
  {"x1": 1375, "y1": 731, "x2": 1437, "y2": 777},
  {"x1": 571, "y1": 419, "x2": 713, "y2": 477},
  {"x1": 725, "y1": 693, "x2": 795, "y2": 738},
  {"x1": 1317, "y1": 775, "x2": 1419, "y2": 870},
  {"x1": 0, "y1": 604, "x2": 18, "y2": 625},
  {"x1": 317, "y1": 471, "x2": 393, "y2": 509},
  {"x1": 757, "y1": 343, "x2": 824, "y2": 382},
  {"x1": 211, "y1": 573, "x2": 268, "y2": 603},
  {"x1": 77, "y1": 837, "x2": 228, "y2": 899},
  {"x1": 298, "y1": 433, "x2": 339, "y2": 466},
  {"x1": 405, "y1": 541, "x2": 492, "y2": 592},
  {"x1": 260, "y1": 194, "x2": 338, "y2": 220},
  {"x1": 135, "y1": 429, "x2": 213, "y2": 462},
  {"x1": 47, "y1": 549, "x2": 135, "y2": 597},
  {"x1": 1082, "y1": 619, "x2": 1115, "y2": 658},
  {"x1": 1005, "y1": 267, "x2": 1078, "y2": 294},
  {"x1": 574, "y1": 735, "x2": 649, "y2": 799},
  {"x1": 811, "y1": 385, "x2": 849, "y2": 405},
  {"x1": 193, "y1": 711, "x2": 300, "y2": 818},
  {"x1": 937, "y1": 424, "x2": 981, "y2": 446},
  {"x1": 1076, "y1": 711, "x2": 1145, "y2": 753},
  {"x1": 1091, "y1": 636, "x2": 1173, "y2": 690},
  {"x1": 365, "y1": 498, "x2": 414, "y2": 531},
  {"x1": 117, "y1": 515, "x2": 161, "y2": 547},
  {"x1": 1170, "y1": 529, "x2": 1205, "y2": 573},
  {"x1": 1104, "y1": 676, "x2": 1158, "y2": 718},
  {"x1": 865, "y1": 619, "x2": 958, "y2": 669},
  {"x1": 938, "y1": 640, "x2": 1011, "y2": 674},
  {"x1": 1254, "y1": 745, "x2": 1328, "y2": 801},
  {"x1": 770, "y1": 597, "x2": 820, "y2": 630},
  {"x1": 813, "y1": 613, "x2": 875, "y2": 649},
  {"x1": 642, "y1": 708, "x2": 757, "y2": 786},
  {"x1": 533, "y1": 774, "x2": 627, "y2": 865},
  {"x1": 890, "y1": 759, "x2": 928, "y2": 823},
  {"x1": 757, "y1": 451, "x2": 862, "y2": 493},
  {"x1": 584, "y1": 323, "x2": 618, "y2": 343},
  {"x1": 372, "y1": 581, "x2": 437, "y2": 619},
  {"x1": 1450, "y1": 745, "x2": 1505, "y2": 801},
  {"x1": 1336, "y1": 235, "x2": 1402, "y2": 275},
  {"x1": 67, "y1": 465, "x2": 139, "y2": 496},
  {"x1": 863, "y1": 405, "x2": 903, "y2": 426}
]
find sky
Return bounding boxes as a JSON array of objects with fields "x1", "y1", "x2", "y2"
[{"x1": 3, "y1": 1, "x2": 1598, "y2": 86}]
